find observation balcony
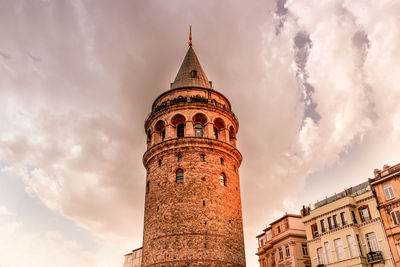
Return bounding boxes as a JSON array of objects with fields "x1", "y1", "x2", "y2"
[{"x1": 145, "y1": 95, "x2": 238, "y2": 125}]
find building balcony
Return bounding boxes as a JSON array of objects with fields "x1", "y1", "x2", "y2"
[
  {"x1": 146, "y1": 94, "x2": 239, "y2": 125},
  {"x1": 367, "y1": 251, "x2": 384, "y2": 263}
]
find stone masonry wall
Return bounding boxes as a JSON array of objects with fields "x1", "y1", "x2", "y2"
[{"x1": 142, "y1": 87, "x2": 245, "y2": 267}]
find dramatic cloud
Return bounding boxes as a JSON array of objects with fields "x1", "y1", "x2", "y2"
[{"x1": 0, "y1": 0, "x2": 399, "y2": 266}]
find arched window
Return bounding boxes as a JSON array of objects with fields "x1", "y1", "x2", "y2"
[
  {"x1": 229, "y1": 126, "x2": 236, "y2": 141},
  {"x1": 214, "y1": 118, "x2": 225, "y2": 140},
  {"x1": 220, "y1": 173, "x2": 226, "y2": 186},
  {"x1": 162, "y1": 129, "x2": 166, "y2": 141},
  {"x1": 220, "y1": 158, "x2": 224, "y2": 165},
  {"x1": 213, "y1": 127, "x2": 218, "y2": 139},
  {"x1": 176, "y1": 169, "x2": 184, "y2": 183},
  {"x1": 171, "y1": 114, "x2": 186, "y2": 138},
  {"x1": 178, "y1": 153, "x2": 182, "y2": 162},
  {"x1": 147, "y1": 129, "x2": 151, "y2": 144},
  {"x1": 366, "y1": 232, "x2": 379, "y2": 252},
  {"x1": 195, "y1": 124, "x2": 203, "y2": 137},
  {"x1": 155, "y1": 120, "x2": 166, "y2": 142},
  {"x1": 177, "y1": 124, "x2": 185, "y2": 138}
]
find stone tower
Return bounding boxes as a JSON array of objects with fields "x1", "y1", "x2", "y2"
[{"x1": 142, "y1": 30, "x2": 246, "y2": 267}]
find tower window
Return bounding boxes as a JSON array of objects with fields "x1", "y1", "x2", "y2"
[
  {"x1": 229, "y1": 126, "x2": 236, "y2": 142},
  {"x1": 220, "y1": 173, "x2": 226, "y2": 186},
  {"x1": 147, "y1": 129, "x2": 151, "y2": 144},
  {"x1": 146, "y1": 181, "x2": 150, "y2": 193},
  {"x1": 155, "y1": 120, "x2": 166, "y2": 141},
  {"x1": 177, "y1": 124, "x2": 184, "y2": 138},
  {"x1": 162, "y1": 129, "x2": 166, "y2": 141},
  {"x1": 157, "y1": 206, "x2": 159, "y2": 212},
  {"x1": 220, "y1": 158, "x2": 224, "y2": 165},
  {"x1": 234, "y1": 165, "x2": 236, "y2": 172},
  {"x1": 176, "y1": 169, "x2": 184, "y2": 183},
  {"x1": 200, "y1": 154, "x2": 205, "y2": 162},
  {"x1": 195, "y1": 123, "x2": 203, "y2": 137},
  {"x1": 203, "y1": 200, "x2": 205, "y2": 206},
  {"x1": 191, "y1": 70, "x2": 198, "y2": 78},
  {"x1": 158, "y1": 158, "x2": 162, "y2": 167},
  {"x1": 213, "y1": 127, "x2": 218, "y2": 139},
  {"x1": 178, "y1": 153, "x2": 182, "y2": 162}
]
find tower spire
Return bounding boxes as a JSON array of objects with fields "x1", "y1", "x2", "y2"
[{"x1": 189, "y1": 25, "x2": 193, "y2": 47}]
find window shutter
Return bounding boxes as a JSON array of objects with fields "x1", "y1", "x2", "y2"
[
  {"x1": 392, "y1": 210, "x2": 400, "y2": 225},
  {"x1": 384, "y1": 184, "x2": 395, "y2": 200},
  {"x1": 391, "y1": 212, "x2": 398, "y2": 225}
]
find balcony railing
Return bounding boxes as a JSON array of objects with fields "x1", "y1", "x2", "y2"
[
  {"x1": 367, "y1": 251, "x2": 383, "y2": 263},
  {"x1": 146, "y1": 95, "x2": 239, "y2": 125},
  {"x1": 154, "y1": 96, "x2": 228, "y2": 113}
]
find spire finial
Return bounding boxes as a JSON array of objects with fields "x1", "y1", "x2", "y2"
[{"x1": 189, "y1": 25, "x2": 193, "y2": 47}]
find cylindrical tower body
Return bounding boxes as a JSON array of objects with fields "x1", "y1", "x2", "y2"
[{"x1": 142, "y1": 45, "x2": 245, "y2": 267}]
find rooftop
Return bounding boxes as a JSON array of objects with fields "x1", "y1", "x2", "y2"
[
  {"x1": 370, "y1": 162, "x2": 400, "y2": 185},
  {"x1": 257, "y1": 213, "x2": 301, "y2": 237},
  {"x1": 313, "y1": 181, "x2": 370, "y2": 209}
]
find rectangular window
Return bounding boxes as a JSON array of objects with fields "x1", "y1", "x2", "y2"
[
  {"x1": 279, "y1": 248, "x2": 283, "y2": 260},
  {"x1": 328, "y1": 217, "x2": 333, "y2": 230},
  {"x1": 333, "y1": 215, "x2": 339, "y2": 228},
  {"x1": 384, "y1": 183, "x2": 395, "y2": 200},
  {"x1": 391, "y1": 210, "x2": 400, "y2": 225},
  {"x1": 266, "y1": 230, "x2": 272, "y2": 241},
  {"x1": 320, "y1": 219, "x2": 326, "y2": 233},
  {"x1": 334, "y1": 238, "x2": 345, "y2": 261},
  {"x1": 356, "y1": 234, "x2": 363, "y2": 256},
  {"x1": 340, "y1": 212, "x2": 347, "y2": 226},
  {"x1": 324, "y1": 241, "x2": 333, "y2": 263},
  {"x1": 302, "y1": 244, "x2": 309, "y2": 256},
  {"x1": 277, "y1": 225, "x2": 281, "y2": 233},
  {"x1": 359, "y1": 206, "x2": 371, "y2": 222},
  {"x1": 285, "y1": 245, "x2": 290, "y2": 257},
  {"x1": 311, "y1": 223, "x2": 319, "y2": 238},
  {"x1": 200, "y1": 154, "x2": 205, "y2": 161},
  {"x1": 317, "y1": 247, "x2": 325, "y2": 264},
  {"x1": 285, "y1": 220, "x2": 289, "y2": 230},
  {"x1": 346, "y1": 235, "x2": 357, "y2": 258},
  {"x1": 352, "y1": 210, "x2": 358, "y2": 224}
]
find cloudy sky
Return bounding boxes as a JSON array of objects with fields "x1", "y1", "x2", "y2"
[{"x1": 0, "y1": 0, "x2": 399, "y2": 266}]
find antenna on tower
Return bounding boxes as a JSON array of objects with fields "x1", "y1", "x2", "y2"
[{"x1": 189, "y1": 25, "x2": 193, "y2": 47}]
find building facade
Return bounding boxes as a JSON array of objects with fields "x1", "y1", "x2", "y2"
[
  {"x1": 123, "y1": 247, "x2": 142, "y2": 267},
  {"x1": 369, "y1": 163, "x2": 400, "y2": 265},
  {"x1": 256, "y1": 214, "x2": 311, "y2": 267},
  {"x1": 301, "y1": 182, "x2": 394, "y2": 267},
  {"x1": 141, "y1": 31, "x2": 246, "y2": 266}
]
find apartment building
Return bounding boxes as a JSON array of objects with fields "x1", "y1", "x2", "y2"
[
  {"x1": 301, "y1": 182, "x2": 394, "y2": 267},
  {"x1": 369, "y1": 163, "x2": 400, "y2": 265},
  {"x1": 123, "y1": 247, "x2": 142, "y2": 267},
  {"x1": 256, "y1": 214, "x2": 311, "y2": 267}
]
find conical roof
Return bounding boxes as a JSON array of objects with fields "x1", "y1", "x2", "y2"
[{"x1": 171, "y1": 46, "x2": 212, "y2": 90}]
